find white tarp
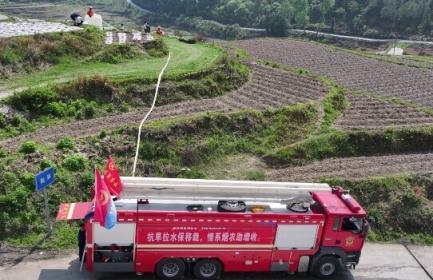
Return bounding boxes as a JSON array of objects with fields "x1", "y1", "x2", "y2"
[
  {"x1": 84, "y1": 13, "x2": 103, "y2": 30},
  {"x1": 387, "y1": 47, "x2": 404, "y2": 56}
]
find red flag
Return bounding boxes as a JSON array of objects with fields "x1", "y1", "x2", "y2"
[
  {"x1": 104, "y1": 156, "x2": 123, "y2": 197},
  {"x1": 93, "y1": 169, "x2": 112, "y2": 228}
]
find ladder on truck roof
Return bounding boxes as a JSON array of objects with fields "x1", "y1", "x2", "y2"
[{"x1": 120, "y1": 177, "x2": 331, "y2": 202}]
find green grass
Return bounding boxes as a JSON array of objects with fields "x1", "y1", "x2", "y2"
[
  {"x1": 324, "y1": 175, "x2": 433, "y2": 245},
  {"x1": 0, "y1": 53, "x2": 248, "y2": 140},
  {"x1": 3, "y1": 38, "x2": 224, "y2": 90},
  {"x1": 265, "y1": 126, "x2": 433, "y2": 166}
]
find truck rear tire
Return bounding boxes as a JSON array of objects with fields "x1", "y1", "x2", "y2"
[
  {"x1": 312, "y1": 256, "x2": 340, "y2": 279},
  {"x1": 193, "y1": 259, "x2": 222, "y2": 280},
  {"x1": 156, "y1": 258, "x2": 185, "y2": 280}
]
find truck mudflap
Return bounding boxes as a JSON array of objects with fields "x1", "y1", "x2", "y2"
[
  {"x1": 311, "y1": 247, "x2": 361, "y2": 271},
  {"x1": 345, "y1": 251, "x2": 361, "y2": 269}
]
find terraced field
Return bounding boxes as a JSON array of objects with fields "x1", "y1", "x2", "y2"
[
  {"x1": 267, "y1": 153, "x2": 433, "y2": 182},
  {"x1": 334, "y1": 94, "x2": 433, "y2": 131},
  {"x1": 232, "y1": 38, "x2": 433, "y2": 109},
  {"x1": 0, "y1": 64, "x2": 328, "y2": 150}
]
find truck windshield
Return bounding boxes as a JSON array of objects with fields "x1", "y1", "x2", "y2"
[{"x1": 342, "y1": 217, "x2": 363, "y2": 234}]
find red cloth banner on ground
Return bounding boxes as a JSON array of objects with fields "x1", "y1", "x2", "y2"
[{"x1": 104, "y1": 156, "x2": 123, "y2": 197}]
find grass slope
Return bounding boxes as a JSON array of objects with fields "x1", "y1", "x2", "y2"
[{"x1": 3, "y1": 38, "x2": 224, "y2": 90}]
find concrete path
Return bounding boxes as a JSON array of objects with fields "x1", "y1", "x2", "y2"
[
  {"x1": 0, "y1": 243, "x2": 431, "y2": 280},
  {"x1": 290, "y1": 29, "x2": 433, "y2": 46}
]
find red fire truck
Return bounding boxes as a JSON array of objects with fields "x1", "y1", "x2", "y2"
[{"x1": 57, "y1": 177, "x2": 368, "y2": 279}]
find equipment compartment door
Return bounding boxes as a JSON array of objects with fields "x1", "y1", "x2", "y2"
[{"x1": 274, "y1": 225, "x2": 319, "y2": 250}]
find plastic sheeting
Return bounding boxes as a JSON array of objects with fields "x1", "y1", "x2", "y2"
[{"x1": 84, "y1": 13, "x2": 103, "y2": 30}]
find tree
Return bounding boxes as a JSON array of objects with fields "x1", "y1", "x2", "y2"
[
  {"x1": 292, "y1": 0, "x2": 310, "y2": 29},
  {"x1": 262, "y1": 1, "x2": 291, "y2": 36}
]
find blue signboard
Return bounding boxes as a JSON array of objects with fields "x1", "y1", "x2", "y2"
[{"x1": 35, "y1": 167, "x2": 55, "y2": 192}]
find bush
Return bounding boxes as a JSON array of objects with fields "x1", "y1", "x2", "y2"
[
  {"x1": 0, "y1": 114, "x2": 7, "y2": 129},
  {"x1": 56, "y1": 137, "x2": 75, "y2": 150},
  {"x1": 20, "y1": 141, "x2": 37, "y2": 154},
  {"x1": 143, "y1": 38, "x2": 169, "y2": 57},
  {"x1": 178, "y1": 36, "x2": 197, "y2": 44},
  {"x1": 94, "y1": 44, "x2": 145, "y2": 64},
  {"x1": 40, "y1": 159, "x2": 54, "y2": 169},
  {"x1": 245, "y1": 170, "x2": 266, "y2": 181},
  {"x1": 83, "y1": 102, "x2": 97, "y2": 119},
  {"x1": 62, "y1": 155, "x2": 86, "y2": 172},
  {"x1": 46, "y1": 102, "x2": 67, "y2": 117},
  {"x1": 56, "y1": 76, "x2": 117, "y2": 103},
  {"x1": 8, "y1": 88, "x2": 57, "y2": 114}
]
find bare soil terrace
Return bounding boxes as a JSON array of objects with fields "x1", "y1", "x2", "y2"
[
  {"x1": 267, "y1": 153, "x2": 433, "y2": 182},
  {"x1": 232, "y1": 38, "x2": 433, "y2": 109},
  {"x1": 334, "y1": 94, "x2": 433, "y2": 131},
  {"x1": 0, "y1": 64, "x2": 328, "y2": 151}
]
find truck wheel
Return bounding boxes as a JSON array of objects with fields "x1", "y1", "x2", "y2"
[
  {"x1": 312, "y1": 256, "x2": 340, "y2": 279},
  {"x1": 193, "y1": 259, "x2": 222, "y2": 280},
  {"x1": 156, "y1": 258, "x2": 185, "y2": 280}
]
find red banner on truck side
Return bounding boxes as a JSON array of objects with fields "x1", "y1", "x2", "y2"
[{"x1": 56, "y1": 202, "x2": 93, "y2": 221}]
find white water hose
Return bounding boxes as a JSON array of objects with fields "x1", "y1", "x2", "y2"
[{"x1": 132, "y1": 53, "x2": 171, "y2": 176}]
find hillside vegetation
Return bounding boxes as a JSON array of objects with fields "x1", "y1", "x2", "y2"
[
  {"x1": 135, "y1": 0, "x2": 433, "y2": 38},
  {"x1": 0, "y1": 26, "x2": 104, "y2": 79},
  {"x1": 3, "y1": 37, "x2": 224, "y2": 90}
]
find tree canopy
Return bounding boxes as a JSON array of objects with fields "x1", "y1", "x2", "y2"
[{"x1": 136, "y1": 0, "x2": 433, "y2": 37}]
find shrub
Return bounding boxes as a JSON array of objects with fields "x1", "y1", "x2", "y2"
[
  {"x1": 83, "y1": 102, "x2": 97, "y2": 119},
  {"x1": 40, "y1": 159, "x2": 54, "y2": 169},
  {"x1": 94, "y1": 44, "x2": 145, "y2": 64},
  {"x1": 62, "y1": 155, "x2": 86, "y2": 172},
  {"x1": 143, "y1": 38, "x2": 169, "y2": 57},
  {"x1": 20, "y1": 141, "x2": 37, "y2": 154},
  {"x1": 8, "y1": 88, "x2": 57, "y2": 114},
  {"x1": 0, "y1": 147, "x2": 7, "y2": 158},
  {"x1": 244, "y1": 170, "x2": 266, "y2": 181},
  {"x1": 98, "y1": 130, "x2": 107, "y2": 139},
  {"x1": 0, "y1": 114, "x2": 7, "y2": 129},
  {"x1": 46, "y1": 102, "x2": 67, "y2": 117},
  {"x1": 56, "y1": 76, "x2": 117, "y2": 103},
  {"x1": 56, "y1": 137, "x2": 75, "y2": 150},
  {"x1": 178, "y1": 36, "x2": 197, "y2": 44}
]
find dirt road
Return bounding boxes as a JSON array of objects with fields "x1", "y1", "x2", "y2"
[{"x1": 0, "y1": 243, "x2": 431, "y2": 280}]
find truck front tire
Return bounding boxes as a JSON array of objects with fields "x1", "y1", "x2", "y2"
[
  {"x1": 312, "y1": 256, "x2": 340, "y2": 279},
  {"x1": 156, "y1": 258, "x2": 185, "y2": 280},
  {"x1": 193, "y1": 259, "x2": 222, "y2": 280}
]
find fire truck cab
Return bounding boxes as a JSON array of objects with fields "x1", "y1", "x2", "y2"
[{"x1": 75, "y1": 178, "x2": 367, "y2": 279}]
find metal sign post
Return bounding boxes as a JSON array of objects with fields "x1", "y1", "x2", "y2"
[
  {"x1": 35, "y1": 167, "x2": 56, "y2": 232},
  {"x1": 43, "y1": 188, "x2": 51, "y2": 231}
]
